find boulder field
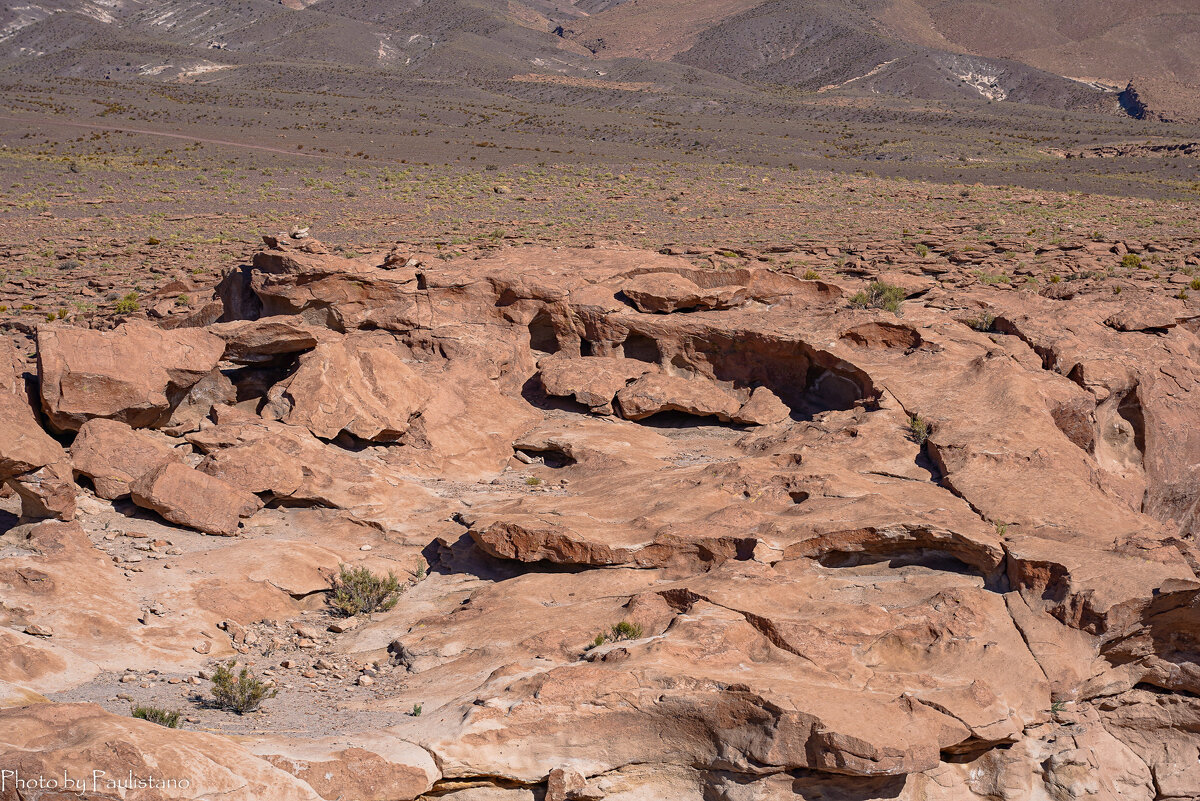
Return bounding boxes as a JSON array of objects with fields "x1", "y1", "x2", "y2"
[{"x1": 3, "y1": 234, "x2": 1200, "y2": 800}]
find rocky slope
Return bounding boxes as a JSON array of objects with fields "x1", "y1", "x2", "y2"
[
  {"x1": 3, "y1": 234, "x2": 1200, "y2": 800},
  {"x1": 3, "y1": 0, "x2": 1198, "y2": 117}
]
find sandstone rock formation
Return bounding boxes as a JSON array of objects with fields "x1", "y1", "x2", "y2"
[
  {"x1": 69, "y1": 418, "x2": 184, "y2": 499},
  {"x1": 1, "y1": 380, "x2": 75, "y2": 520},
  {"x1": 37, "y1": 323, "x2": 225, "y2": 431},
  {"x1": 268, "y1": 334, "x2": 429, "y2": 442},
  {"x1": 130, "y1": 461, "x2": 263, "y2": 536},
  {"x1": 4, "y1": 239, "x2": 1200, "y2": 801}
]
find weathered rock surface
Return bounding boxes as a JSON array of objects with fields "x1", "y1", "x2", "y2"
[
  {"x1": 1, "y1": 383, "x2": 75, "y2": 520},
  {"x1": 69, "y1": 418, "x2": 183, "y2": 499},
  {"x1": 0, "y1": 703, "x2": 323, "y2": 800},
  {"x1": 37, "y1": 323, "x2": 225, "y2": 431},
  {"x1": 619, "y1": 271, "x2": 746, "y2": 312},
  {"x1": 208, "y1": 318, "x2": 325, "y2": 363},
  {"x1": 6, "y1": 242, "x2": 1200, "y2": 801},
  {"x1": 538, "y1": 354, "x2": 657, "y2": 414},
  {"x1": 615, "y1": 371, "x2": 744, "y2": 421},
  {"x1": 130, "y1": 461, "x2": 263, "y2": 535},
  {"x1": 0, "y1": 387, "x2": 65, "y2": 481},
  {"x1": 268, "y1": 334, "x2": 429, "y2": 441},
  {"x1": 249, "y1": 734, "x2": 439, "y2": 800}
]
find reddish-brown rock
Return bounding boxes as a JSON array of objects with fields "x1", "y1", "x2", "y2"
[
  {"x1": 69, "y1": 418, "x2": 183, "y2": 499},
  {"x1": 538, "y1": 354, "x2": 658, "y2": 414},
  {"x1": 130, "y1": 461, "x2": 263, "y2": 535},
  {"x1": 208, "y1": 318, "x2": 325, "y2": 363},
  {"x1": 7, "y1": 244, "x2": 1200, "y2": 801},
  {"x1": 0, "y1": 389, "x2": 64, "y2": 481},
  {"x1": 37, "y1": 323, "x2": 225, "y2": 431},
  {"x1": 1, "y1": 385, "x2": 75, "y2": 520},
  {"x1": 620, "y1": 272, "x2": 746, "y2": 313},
  {"x1": 615, "y1": 372, "x2": 743, "y2": 421},
  {"x1": 269, "y1": 335, "x2": 428, "y2": 441}
]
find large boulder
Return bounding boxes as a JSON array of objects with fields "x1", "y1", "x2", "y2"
[
  {"x1": 620, "y1": 272, "x2": 746, "y2": 313},
  {"x1": 69, "y1": 418, "x2": 184, "y2": 499},
  {"x1": 130, "y1": 461, "x2": 263, "y2": 536},
  {"x1": 37, "y1": 323, "x2": 225, "y2": 431},
  {"x1": 8, "y1": 462, "x2": 77, "y2": 521},
  {"x1": 207, "y1": 318, "x2": 325, "y2": 364},
  {"x1": 0, "y1": 390, "x2": 64, "y2": 481},
  {"x1": 0, "y1": 385, "x2": 74, "y2": 521},
  {"x1": 269, "y1": 335, "x2": 429, "y2": 442},
  {"x1": 615, "y1": 373, "x2": 743, "y2": 421},
  {"x1": 538, "y1": 355, "x2": 659, "y2": 415}
]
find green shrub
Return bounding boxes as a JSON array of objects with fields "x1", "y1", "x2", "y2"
[
  {"x1": 114, "y1": 292, "x2": 139, "y2": 314},
  {"x1": 411, "y1": 703, "x2": 423, "y2": 717},
  {"x1": 586, "y1": 621, "x2": 644, "y2": 650},
  {"x1": 1121, "y1": 253, "x2": 1142, "y2": 270},
  {"x1": 802, "y1": 269, "x2": 820, "y2": 280},
  {"x1": 966, "y1": 311, "x2": 995, "y2": 332},
  {"x1": 914, "y1": 243, "x2": 930, "y2": 258},
  {"x1": 329, "y1": 564, "x2": 402, "y2": 617},
  {"x1": 175, "y1": 294, "x2": 190, "y2": 307},
  {"x1": 1190, "y1": 278, "x2": 1200, "y2": 291},
  {"x1": 610, "y1": 621, "x2": 643, "y2": 640},
  {"x1": 211, "y1": 660, "x2": 276, "y2": 714},
  {"x1": 849, "y1": 281, "x2": 906, "y2": 313},
  {"x1": 908, "y1": 415, "x2": 930, "y2": 445},
  {"x1": 132, "y1": 705, "x2": 181, "y2": 728}
]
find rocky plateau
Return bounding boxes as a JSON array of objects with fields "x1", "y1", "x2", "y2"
[{"x1": 3, "y1": 231, "x2": 1200, "y2": 801}]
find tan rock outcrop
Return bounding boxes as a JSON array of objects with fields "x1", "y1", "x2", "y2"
[
  {"x1": 7, "y1": 243, "x2": 1200, "y2": 801},
  {"x1": 69, "y1": 418, "x2": 183, "y2": 499},
  {"x1": 0, "y1": 704, "x2": 323, "y2": 801},
  {"x1": 130, "y1": 461, "x2": 263, "y2": 535},
  {"x1": 269, "y1": 335, "x2": 428, "y2": 441},
  {"x1": 37, "y1": 323, "x2": 225, "y2": 431}
]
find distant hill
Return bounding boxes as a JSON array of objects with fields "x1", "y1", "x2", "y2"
[{"x1": 1, "y1": 0, "x2": 1197, "y2": 119}]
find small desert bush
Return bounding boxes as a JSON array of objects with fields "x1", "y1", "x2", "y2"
[
  {"x1": 114, "y1": 292, "x2": 139, "y2": 314},
  {"x1": 908, "y1": 415, "x2": 930, "y2": 445},
  {"x1": 1121, "y1": 253, "x2": 1143, "y2": 270},
  {"x1": 211, "y1": 660, "x2": 276, "y2": 714},
  {"x1": 966, "y1": 311, "x2": 995, "y2": 332},
  {"x1": 849, "y1": 281, "x2": 906, "y2": 313},
  {"x1": 329, "y1": 564, "x2": 402, "y2": 617},
  {"x1": 132, "y1": 705, "x2": 180, "y2": 728},
  {"x1": 586, "y1": 621, "x2": 644, "y2": 650},
  {"x1": 914, "y1": 243, "x2": 930, "y2": 258}
]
